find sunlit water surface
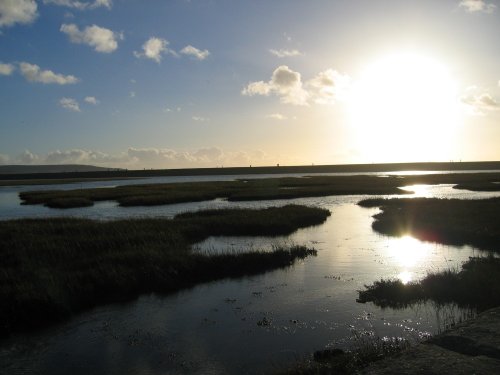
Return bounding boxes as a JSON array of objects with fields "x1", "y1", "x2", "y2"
[{"x1": 1, "y1": 173, "x2": 499, "y2": 374}]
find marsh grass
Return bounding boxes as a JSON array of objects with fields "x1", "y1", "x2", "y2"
[
  {"x1": 0, "y1": 205, "x2": 328, "y2": 336},
  {"x1": 358, "y1": 256, "x2": 500, "y2": 311},
  {"x1": 19, "y1": 175, "x2": 410, "y2": 209},
  {"x1": 358, "y1": 197, "x2": 500, "y2": 252}
]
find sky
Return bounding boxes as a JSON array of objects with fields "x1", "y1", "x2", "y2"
[{"x1": 1, "y1": 0, "x2": 500, "y2": 169}]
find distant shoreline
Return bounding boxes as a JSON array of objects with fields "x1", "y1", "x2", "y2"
[{"x1": 2, "y1": 161, "x2": 500, "y2": 182}]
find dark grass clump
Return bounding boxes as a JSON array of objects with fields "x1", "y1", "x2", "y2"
[
  {"x1": 454, "y1": 181, "x2": 500, "y2": 192},
  {"x1": 44, "y1": 197, "x2": 94, "y2": 208},
  {"x1": 358, "y1": 197, "x2": 500, "y2": 252},
  {"x1": 358, "y1": 256, "x2": 500, "y2": 311},
  {"x1": 0, "y1": 205, "x2": 328, "y2": 337}
]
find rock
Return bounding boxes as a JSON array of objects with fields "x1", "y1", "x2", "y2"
[{"x1": 361, "y1": 307, "x2": 500, "y2": 374}]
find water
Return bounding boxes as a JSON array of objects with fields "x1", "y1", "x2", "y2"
[{"x1": 0, "y1": 173, "x2": 499, "y2": 374}]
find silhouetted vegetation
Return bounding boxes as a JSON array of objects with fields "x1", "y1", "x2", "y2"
[
  {"x1": 19, "y1": 175, "x2": 410, "y2": 208},
  {"x1": 358, "y1": 256, "x2": 500, "y2": 311},
  {"x1": 278, "y1": 335, "x2": 409, "y2": 374},
  {"x1": 454, "y1": 181, "x2": 500, "y2": 192},
  {"x1": 0, "y1": 205, "x2": 328, "y2": 336},
  {"x1": 358, "y1": 197, "x2": 500, "y2": 312},
  {"x1": 358, "y1": 197, "x2": 500, "y2": 251}
]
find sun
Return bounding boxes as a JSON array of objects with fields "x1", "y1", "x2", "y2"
[{"x1": 348, "y1": 51, "x2": 462, "y2": 162}]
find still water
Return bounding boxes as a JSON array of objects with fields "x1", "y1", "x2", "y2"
[{"x1": 1, "y1": 174, "x2": 499, "y2": 374}]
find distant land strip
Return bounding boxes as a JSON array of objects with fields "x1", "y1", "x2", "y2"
[{"x1": 2, "y1": 161, "x2": 500, "y2": 181}]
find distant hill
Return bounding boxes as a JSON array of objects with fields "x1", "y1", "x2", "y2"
[{"x1": 0, "y1": 164, "x2": 120, "y2": 175}]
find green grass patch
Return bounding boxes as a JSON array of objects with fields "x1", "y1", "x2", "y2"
[
  {"x1": 358, "y1": 197, "x2": 500, "y2": 251},
  {"x1": 358, "y1": 256, "x2": 500, "y2": 311},
  {"x1": 0, "y1": 205, "x2": 329, "y2": 336}
]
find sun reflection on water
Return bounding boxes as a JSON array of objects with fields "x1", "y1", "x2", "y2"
[
  {"x1": 399, "y1": 184, "x2": 433, "y2": 197},
  {"x1": 387, "y1": 235, "x2": 435, "y2": 284}
]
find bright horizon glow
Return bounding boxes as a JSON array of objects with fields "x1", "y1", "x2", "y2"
[{"x1": 349, "y1": 51, "x2": 462, "y2": 163}]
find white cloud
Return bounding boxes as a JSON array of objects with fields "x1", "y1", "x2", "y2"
[
  {"x1": 180, "y1": 45, "x2": 210, "y2": 60},
  {"x1": 306, "y1": 69, "x2": 351, "y2": 104},
  {"x1": 0, "y1": 62, "x2": 15, "y2": 75},
  {"x1": 129, "y1": 91, "x2": 136, "y2": 98},
  {"x1": 134, "y1": 37, "x2": 173, "y2": 63},
  {"x1": 84, "y1": 96, "x2": 99, "y2": 105},
  {"x1": 43, "y1": 0, "x2": 112, "y2": 10},
  {"x1": 59, "y1": 97, "x2": 81, "y2": 112},
  {"x1": 164, "y1": 107, "x2": 181, "y2": 113},
  {"x1": 459, "y1": 0, "x2": 496, "y2": 13},
  {"x1": 461, "y1": 91, "x2": 500, "y2": 115},
  {"x1": 126, "y1": 147, "x2": 273, "y2": 168},
  {"x1": 192, "y1": 116, "x2": 209, "y2": 122},
  {"x1": 243, "y1": 66, "x2": 351, "y2": 106},
  {"x1": 0, "y1": 0, "x2": 38, "y2": 28},
  {"x1": 266, "y1": 113, "x2": 287, "y2": 120},
  {"x1": 269, "y1": 48, "x2": 302, "y2": 58},
  {"x1": 60, "y1": 23, "x2": 121, "y2": 53},
  {"x1": 16, "y1": 150, "x2": 39, "y2": 164},
  {"x1": 242, "y1": 65, "x2": 309, "y2": 106},
  {"x1": 0, "y1": 153, "x2": 10, "y2": 164},
  {"x1": 19, "y1": 62, "x2": 79, "y2": 84},
  {"x1": 1, "y1": 147, "x2": 279, "y2": 168},
  {"x1": 45, "y1": 149, "x2": 124, "y2": 164}
]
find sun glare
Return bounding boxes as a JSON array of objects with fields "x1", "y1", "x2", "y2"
[{"x1": 349, "y1": 52, "x2": 461, "y2": 162}]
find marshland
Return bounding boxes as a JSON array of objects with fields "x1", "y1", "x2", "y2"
[{"x1": 1, "y1": 168, "x2": 500, "y2": 374}]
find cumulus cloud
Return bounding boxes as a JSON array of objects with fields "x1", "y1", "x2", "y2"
[
  {"x1": 0, "y1": 62, "x2": 15, "y2": 75},
  {"x1": 269, "y1": 48, "x2": 302, "y2": 58},
  {"x1": 126, "y1": 147, "x2": 273, "y2": 168},
  {"x1": 266, "y1": 113, "x2": 287, "y2": 120},
  {"x1": 84, "y1": 96, "x2": 99, "y2": 105},
  {"x1": 1, "y1": 146, "x2": 279, "y2": 168},
  {"x1": 59, "y1": 97, "x2": 81, "y2": 112},
  {"x1": 45, "y1": 149, "x2": 125, "y2": 164},
  {"x1": 180, "y1": 45, "x2": 210, "y2": 60},
  {"x1": 134, "y1": 37, "x2": 174, "y2": 63},
  {"x1": 16, "y1": 150, "x2": 39, "y2": 164},
  {"x1": 43, "y1": 0, "x2": 112, "y2": 10},
  {"x1": 306, "y1": 69, "x2": 351, "y2": 104},
  {"x1": 192, "y1": 116, "x2": 209, "y2": 122},
  {"x1": 19, "y1": 62, "x2": 79, "y2": 84},
  {"x1": 0, "y1": 0, "x2": 37, "y2": 28},
  {"x1": 60, "y1": 23, "x2": 121, "y2": 53},
  {"x1": 243, "y1": 66, "x2": 351, "y2": 106},
  {"x1": 242, "y1": 65, "x2": 309, "y2": 106},
  {"x1": 459, "y1": 0, "x2": 496, "y2": 13},
  {"x1": 0, "y1": 153, "x2": 10, "y2": 164},
  {"x1": 461, "y1": 91, "x2": 500, "y2": 115}
]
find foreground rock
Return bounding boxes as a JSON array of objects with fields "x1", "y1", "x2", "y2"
[{"x1": 362, "y1": 307, "x2": 500, "y2": 374}]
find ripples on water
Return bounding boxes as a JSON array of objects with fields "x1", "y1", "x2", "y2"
[{"x1": 0, "y1": 173, "x2": 498, "y2": 374}]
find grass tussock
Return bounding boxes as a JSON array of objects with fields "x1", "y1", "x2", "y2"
[
  {"x1": 358, "y1": 256, "x2": 500, "y2": 311},
  {"x1": 0, "y1": 204, "x2": 328, "y2": 337},
  {"x1": 19, "y1": 175, "x2": 411, "y2": 208},
  {"x1": 358, "y1": 197, "x2": 500, "y2": 252}
]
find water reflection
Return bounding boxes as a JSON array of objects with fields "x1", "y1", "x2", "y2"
[{"x1": 0, "y1": 174, "x2": 498, "y2": 374}]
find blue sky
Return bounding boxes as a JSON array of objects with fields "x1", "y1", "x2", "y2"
[{"x1": 1, "y1": 0, "x2": 500, "y2": 168}]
